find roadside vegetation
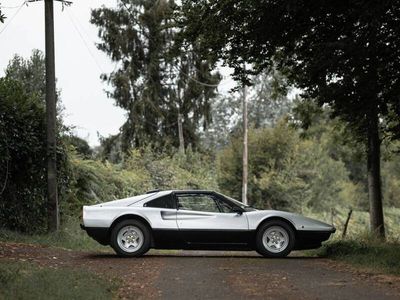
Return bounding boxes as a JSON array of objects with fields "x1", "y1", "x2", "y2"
[
  {"x1": 315, "y1": 238, "x2": 400, "y2": 276},
  {"x1": 0, "y1": 261, "x2": 117, "y2": 299},
  {"x1": 0, "y1": 217, "x2": 107, "y2": 251}
]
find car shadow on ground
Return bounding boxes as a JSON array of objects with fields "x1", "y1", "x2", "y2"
[{"x1": 84, "y1": 251, "x2": 322, "y2": 260}]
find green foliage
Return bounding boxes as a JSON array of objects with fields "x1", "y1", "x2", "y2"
[
  {"x1": 63, "y1": 154, "x2": 151, "y2": 215},
  {"x1": 64, "y1": 134, "x2": 93, "y2": 158},
  {"x1": 0, "y1": 262, "x2": 117, "y2": 299},
  {"x1": 0, "y1": 78, "x2": 47, "y2": 232},
  {"x1": 248, "y1": 69, "x2": 291, "y2": 128},
  {"x1": 291, "y1": 100, "x2": 400, "y2": 210},
  {"x1": 0, "y1": 217, "x2": 107, "y2": 251},
  {"x1": 382, "y1": 149, "x2": 400, "y2": 208},
  {"x1": 6, "y1": 50, "x2": 46, "y2": 99},
  {"x1": 183, "y1": 0, "x2": 400, "y2": 138},
  {"x1": 315, "y1": 237, "x2": 400, "y2": 276},
  {"x1": 218, "y1": 120, "x2": 350, "y2": 211},
  {"x1": 203, "y1": 69, "x2": 292, "y2": 150},
  {"x1": 291, "y1": 99, "x2": 367, "y2": 183},
  {"x1": 123, "y1": 147, "x2": 218, "y2": 191},
  {"x1": 61, "y1": 147, "x2": 217, "y2": 216},
  {"x1": 0, "y1": 52, "x2": 68, "y2": 233}
]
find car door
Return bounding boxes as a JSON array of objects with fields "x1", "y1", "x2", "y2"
[
  {"x1": 143, "y1": 194, "x2": 181, "y2": 248},
  {"x1": 175, "y1": 192, "x2": 249, "y2": 245}
]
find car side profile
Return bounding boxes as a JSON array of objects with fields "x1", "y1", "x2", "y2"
[{"x1": 81, "y1": 190, "x2": 335, "y2": 257}]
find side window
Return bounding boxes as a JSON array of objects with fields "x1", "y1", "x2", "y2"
[
  {"x1": 144, "y1": 195, "x2": 175, "y2": 209},
  {"x1": 177, "y1": 194, "x2": 220, "y2": 213},
  {"x1": 215, "y1": 198, "x2": 235, "y2": 213}
]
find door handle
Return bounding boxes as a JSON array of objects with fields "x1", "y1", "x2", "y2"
[{"x1": 160, "y1": 211, "x2": 176, "y2": 220}]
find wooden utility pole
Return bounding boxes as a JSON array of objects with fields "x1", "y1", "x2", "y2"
[
  {"x1": 178, "y1": 112, "x2": 185, "y2": 154},
  {"x1": 45, "y1": 0, "x2": 59, "y2": 231},
  {"x1": 242, "y1": 81, "x2": 248, "y2": 205},
  {"x1": 28, "y1": 0, "x2": 71, "y2": 231}
]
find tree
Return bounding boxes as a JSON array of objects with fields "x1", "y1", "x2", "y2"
[
  {"x1": 248, "y1": 70, "x2": 291, "y2": 129},
  {"x1": 6, "y1": 50, "x2": 46, "y2": 99},
  {"x1": 183, "y1": 0, "x2": 400, "y2": 238},
  {"x1": 202, "y1": 69, "x2": 291, "y2": 150},
  {"x1": 91, "y1": 0, "x2": 219, "y2": 152},
  {"x1": 0, "y1": 78, "x2": 47, "y2": 232},
  {"x1": 65, "y1": 135, "x2": 93, "y2": 158},
  {"x1": 0, "y1": 51, "x2": 67, "y2": 233}
]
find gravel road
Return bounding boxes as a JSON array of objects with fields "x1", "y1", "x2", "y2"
[{"x1": 1, "y1": 243, "x2": 399, "y2": 299}]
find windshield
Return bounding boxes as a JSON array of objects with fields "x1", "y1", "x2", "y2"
[{"x1": 219, "y1": 193, "x2": 257, "y2": 212}]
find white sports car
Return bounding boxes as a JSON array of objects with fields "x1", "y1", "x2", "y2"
[{"x1": 81, "y1": 190, "x2": 335, "y2": 257}]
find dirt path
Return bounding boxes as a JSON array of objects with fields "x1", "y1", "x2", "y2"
[{"x1": 1, "y1": 242, "x2": 400, "y2": 299}]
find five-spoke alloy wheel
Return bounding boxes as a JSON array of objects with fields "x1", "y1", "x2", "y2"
[
  {"x1": 256, "y1": 220, "x2": 295, "y2": 257},
  {"x1": 111, "y1": 220, "x2": 151, "y2": 257}
]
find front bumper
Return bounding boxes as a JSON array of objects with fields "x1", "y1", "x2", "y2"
[{"x1": 294, "y1": 229, "x2": 335, "y2": 250}]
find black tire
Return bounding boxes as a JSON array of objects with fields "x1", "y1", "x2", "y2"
[
  {"x1": 255, "y1": 220, "x2": 295, "y2": 258},
  {"x1": 110, "y1": 219, "x2": 151, "y2": 257}
]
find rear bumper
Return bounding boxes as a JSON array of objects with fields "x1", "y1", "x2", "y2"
[
  {"x1": 81, "y1": 224, "x2": 109, "y2": 245},
  {"x1": 294, "y1": 228, "x2": 335, "y2": 250}
]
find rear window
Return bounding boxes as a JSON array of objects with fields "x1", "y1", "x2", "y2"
[{"x1": 144, "y1": 195, "x2": 175, "y2": 209}]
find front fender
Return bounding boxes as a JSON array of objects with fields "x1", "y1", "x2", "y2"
[{"x1": 246, "y1": 210, "x2": 334, "y2": 232}]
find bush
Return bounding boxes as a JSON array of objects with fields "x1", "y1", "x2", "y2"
[
  {"x1": 61, "y1": 147, "x2": 218, "y2": 217},
  {"x1": 124, "y1": 147, "x2": 218, "y2": 191},
  {"x1": 0, "y1": 78, "x2": 68, "y2": 233},
  {"x1": 62, "y1": 154, "x2": 152, "y2": 215}
]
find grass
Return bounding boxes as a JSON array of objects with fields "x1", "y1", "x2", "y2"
[
  {"x1": 310, "y1": 234, "x2": 400, "y2": 276},
  {"x1": 0, "y1": 217, "x2": 109, "y2": 252},
  {"x1": 0, "y1": 261, "x2": 117, "y2": 300},
  {"x1": 302, "y1": 207, "x2": 400, "y2": 276}
]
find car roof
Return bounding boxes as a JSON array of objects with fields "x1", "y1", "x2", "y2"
[{"x1": 146, "y1": 189, "x2": 214, "y2": 195}]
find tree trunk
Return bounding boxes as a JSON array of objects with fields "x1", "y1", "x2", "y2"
[
  {"x1": 242, "y1": 82, "x2": 248, "y2": 205},
  {"x1": 367, "y1": 105, "x2": 385, "y2": 238},
  {"x1": 45, "y1": 0, "x2": 59, "y2": 231}
]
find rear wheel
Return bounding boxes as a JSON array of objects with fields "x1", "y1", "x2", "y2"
[
  {"x1": 110, "y1": 220, "x2": 151, "y2": 257},
  {"x1": 256, "y1": 220, "x2": 295, "y2": 257}
]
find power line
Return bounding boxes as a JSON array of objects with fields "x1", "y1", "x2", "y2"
[
  {"x1": 67, "y1": 6, "x2": 94, "y2": 45},
  {"x1": 0, "y1": 2, "x2": 25, "y2": 9},
  {"x1": 65, "y1": 6, "x2": 104, "y2": 73},
  {"x1": 0, "y1": 1, "x2": 25, "y2": 36}
]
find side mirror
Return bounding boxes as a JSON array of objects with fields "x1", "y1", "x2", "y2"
[{"x1": 232, "y1": 207, "x2": 243, "y2": 215}]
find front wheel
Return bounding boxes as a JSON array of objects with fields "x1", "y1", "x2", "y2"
[
  {"x1": 110, "y1": 220, "x2": 151, "y2": 257},
  {"x1": 256, "y1": 220, "x2": 295, "y2": 258}
]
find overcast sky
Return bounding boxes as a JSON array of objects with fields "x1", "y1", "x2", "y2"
[{"x1": 0, "y1": 0, "x2": 235, "y2": 146}]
